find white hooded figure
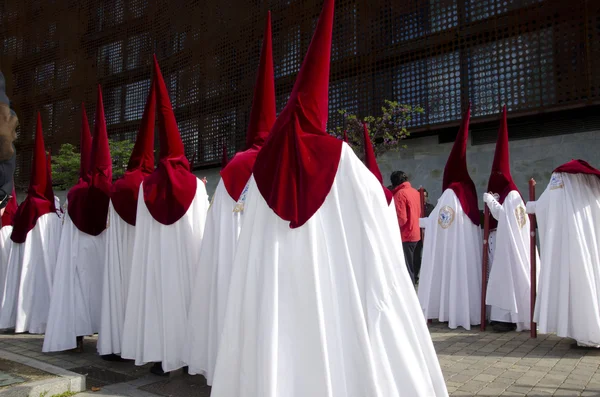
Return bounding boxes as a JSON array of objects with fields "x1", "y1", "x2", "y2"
[
  {"x1": 184, "y1": 12, "x2": 276, "y2": 382},
  {"x1": 0, "y1": 114, "x2": 61, "y2": 334},
  {"x1": 483, "y1": 106, "x2": 539, "y2": 333},
  {"x1": 97, "y1": 80, "x2": 156, "y2": 358},
  {"x1": 527, "y1": 159, "x2": 600, "y2": 347},
  {"x1": 209, "y1": 1, "x2": 448, "y2": 396},
  {"x1": 120, "y1": 56, "x2": 209, "y2": 374},
  {"x1": 43, "y1": 89, "x2": 112, "y2": 353},
  {"x1": 418, "y1": 105, "x2": 482, "y2": 330}
]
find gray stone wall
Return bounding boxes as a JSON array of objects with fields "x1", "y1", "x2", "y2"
[{"x1": 377, "y1": 130, "x2": 600, "y2": 205}]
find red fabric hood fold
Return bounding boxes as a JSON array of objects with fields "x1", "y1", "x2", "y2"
[
  {"x1": 221, "y1": 11, "x2": 276, "y2": 202},
  {"x1": 67, "y1": 86, "x2": 113, "y2": 236},
  {"x1": 142, "y1": 55, "x2": 197, "y2": 225},
  {"x1": 554, "y1": 159, "x2": 600, "y2": 179},
  {"x1": 253, "y1": 0, "x2": 343, "y2": 228},
  {"x1": 11, "y1": 113, "x2": 57, "y2": 243}
]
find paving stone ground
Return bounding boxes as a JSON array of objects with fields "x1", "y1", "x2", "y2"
[{"x1": 2, "y1": 322, "x2": 600, "y2": 396}]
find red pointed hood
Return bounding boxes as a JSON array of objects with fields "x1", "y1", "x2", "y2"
[
  {"x1": 111, "y1": 81, "x2": 156, "y2": 226},
  {"x1": 246, "y1": 11, "x2": 276, "y2": 150},
  {"x1": 221, "y1": 11, "x2": 277, "y2": 202},
  {"x1": 442, "y1": 104, "x2": 480, "y2": 226},
  {"x1": 1, "y1": 185, "x2": 17, "y2": 228},
  {"x1": 221, "y1": 143, "x2": 229, "y2": 169},
  {"x1": 554, "y1": 159, "x2": 600, "y2": 179},
  {"x1": 253, "y1": 0, "x2": 342, "y2": 228},
  {"x1": 143, "y1": 56, "x2": 197, "y2": 225},
  {"x1": 486, "y1": 106, "x2": 519, "y2": 229},
  {"x1": 11, "y1": 113, "x2": 57, "y2": 243},
  {"x1": 68, "y1": 86, "x2": 113, "y2": 235},
  {"x1": 79, "y1": 105, "x2": 92, "y2": 182},
  {"x1": 362, "y1": 123, "x2": 393, "y2": 205}
]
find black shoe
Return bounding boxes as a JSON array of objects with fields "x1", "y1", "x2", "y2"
[
  {"x1": 150, "y1": 362, "x2": 168, "y2": 377},
  {"x1": 492, "y1": 322, "x2": 516, "y2": 333}
]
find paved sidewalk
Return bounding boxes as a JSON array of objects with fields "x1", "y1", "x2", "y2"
[{"x1": 1, "y1": 323, "x2": 600, "y2": 396}]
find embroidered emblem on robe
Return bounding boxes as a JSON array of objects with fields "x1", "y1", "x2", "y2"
[
  {"x1": 549, "y1": 174, "x2": 564, "y2": 190},
  {"x1": 438, "y1": 205, "x2": 455, "y2": 229},
  {"x1": 233, "y1": 183, "x2": 250, "y2": 213},
  {"x1": 515, "y1": 205, "x2": 526, "y2": 229}
]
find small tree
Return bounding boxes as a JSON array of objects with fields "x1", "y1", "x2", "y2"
[
  {"x1": 328, "y1": 100, "x2": 424, "y2": 158},
  {"x1": 51, "y1": 143, "x2": 81, "y2": 191},
  {"x1": 51, "y1": 139, "x2": 136, "y2": 190},
  {"x1": 109, "y1": 139, "x2": 136, "y2": 180}
]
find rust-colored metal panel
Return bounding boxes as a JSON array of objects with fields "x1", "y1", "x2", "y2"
[{"x1": 0, "y1": 0, "x2": 598, "y2": 188}]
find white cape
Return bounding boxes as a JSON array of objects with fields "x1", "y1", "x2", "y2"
[
  {"x1": 121, "y1": 179, "x2": 209, "y2": 372},
  {"x1": 0, "y1": 226, "x2": 13, "y2": 308},
  {"x1": 210, "y1": 145, "x2": 448, "y2": 397},
  {"x1": 528, "y1": 172, "x2": 600, "y2": 346},
  {"x1": 418, "y1": 189, "x2": 482, "y2": 330},
  {"x1": 43, "y1": 212, "x2": 107, "y2": 352},
  {"x1": 1, "y1": 213, "x2": 62, "y2": 333},
  {"x1": 97, "y1": 202, "x2": 136, "y2": 355},
  {"x1": 184, "y1": 179, "x2": 243, "y2": 381},
  {"x1": 485, "y1": 191, "x2": 539, "y2": 331}
]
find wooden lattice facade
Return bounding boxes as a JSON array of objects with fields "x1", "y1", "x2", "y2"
[{"x1": 1, "y1": 0, "x2": 599, "y2": 187}]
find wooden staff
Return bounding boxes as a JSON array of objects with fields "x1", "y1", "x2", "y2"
[
  {"x1": 481, "y1": 205, "x2": 491, "y2": 331},
  {"x1": 418, "y1": 187, "x2": 432, "y2": 325},
  {"x1": 529, "y1": 178, "x2": 537, "y2": 338},
  {"x1": 419, "y1": 187, "x2": 425, "y2": 241}
]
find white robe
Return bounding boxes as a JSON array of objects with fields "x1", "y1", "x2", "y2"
[
  {"x1": 210, "y1": 145, "x2": 448, "y2": 397},
  {"x1": 0, "y1": 214, "x2": 62, "y2": 333},
  {"x1": 97, "y1": 202, "x2": 136, "y2": 356},
  {"x1": 527, "y1": 172, "x2": 600, "y2": 346},
  {"x1": 184, "y1": 179, "x2": 243, "y2": 381},
  {"x1": 418, "y1": 189, "x2": 482, "y2": 330},
  {"x1": 0, "y1": 226, "x2": 14, "y2": 310},
  {"x1": 121, "y1": 179, "x2": 209, "y2": 372},
  {"x1": 485, "y1": 191, "x2": 539, "y2": 331},
  {"x1": 43, "y1": 211, "x2": 108, "y2": 352}
]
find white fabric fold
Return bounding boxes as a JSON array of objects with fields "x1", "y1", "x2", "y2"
[
  {"x1": 97, "y1": 202, "x2": 136, "y2": 355},
  {"x1": 43, "y1": 212, "x2": 107, "y2": 352},
  {"x1": 121, "y1": 180, "x2": 209, "y2": 372},
  {"x1": 184, "y1": 179, "x2": 243, "y2": 382},
  {"x1": 485, "y1": 191, "x2": 539, "y2": 331},
  {"x1": 417, "y1": 189, "x2": 482, "y2": 330},
  {"x1": 532, "y1": 172, "x2": 600, "y2": 346},
  {"x1": 210, "y1": 145, "x2": 447, "y2": 397}
]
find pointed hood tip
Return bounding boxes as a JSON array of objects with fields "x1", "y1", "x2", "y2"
[
  {"x1": 245, "y1": 10, "x2": 276, "y2": 150},
  {"x1": 127, "y1": 79, "x2": 156, "y2": 173},
  {"x1": 153, "y1": 56, "x2": 187, "y2": 161},
  {"x1": 91, "y1": 84, "x2": 112, "y2": 180}
]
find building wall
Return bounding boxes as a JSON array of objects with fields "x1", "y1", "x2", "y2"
[
  {"x1": 377, "y1": 131, "x2": 600, "y2": 205},
  {"x1": 37, "y1": 130, "x2": 600, "y2": 206}
]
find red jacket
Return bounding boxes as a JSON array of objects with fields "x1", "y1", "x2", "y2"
[{"x1": 392, "y1": 182, "x2": 421, "y2": 242}]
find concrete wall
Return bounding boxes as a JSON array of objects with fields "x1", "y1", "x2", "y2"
[{"x1": 377, "y1": 130, "x2": 600, "y2": 204}]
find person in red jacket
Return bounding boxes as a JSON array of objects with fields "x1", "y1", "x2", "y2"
[{"x1": 391, "y1": 171, "x2": 421, "y2": 285}]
